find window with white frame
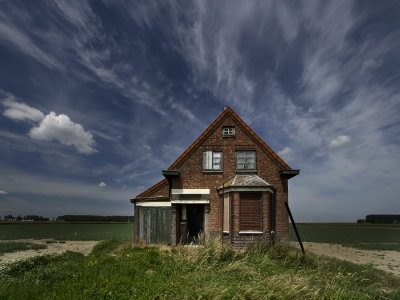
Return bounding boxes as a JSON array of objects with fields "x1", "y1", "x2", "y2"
[
  {"x1": 222, "y1": 126, "x2": 235, "y2": 137},
  {"x1": 203, "y1": 151, "x2": 223, "y2": 171},
  {"x1": 236, "y1": 150, "x2": 256, "y2": 171}
]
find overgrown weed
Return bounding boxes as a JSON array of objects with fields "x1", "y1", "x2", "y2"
[
  {"x1": 1, "y1": 239, "x2": 400, "y2": 299},
  {"x1": 0, "y1": 241, "x2": 47, "y2": 254}
]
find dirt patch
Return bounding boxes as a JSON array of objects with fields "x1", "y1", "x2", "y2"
[
  {"x1": 0, "y1": 239, "x2": 98, "y2": 265},
  {"x1": 293, "y1": 242, "x2": 400, "y2": 277}
]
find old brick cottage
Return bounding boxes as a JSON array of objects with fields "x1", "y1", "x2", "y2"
[{"x1": 131, "y1": 107, "x2": 299, "y2": 248}]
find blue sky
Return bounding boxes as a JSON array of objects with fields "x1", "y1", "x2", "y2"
[{"x1": 0, "y1": 1, "x2": 399, "y2": 221}]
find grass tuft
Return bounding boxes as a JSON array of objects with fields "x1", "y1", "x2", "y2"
[{"x1": 0, "y1": 241, "x2": 47, "y2": 254}]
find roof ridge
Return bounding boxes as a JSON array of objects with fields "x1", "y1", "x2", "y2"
[
  {"x1": 135, "y1": 178, "x2": 168, "y2": 198},
  {"x1": 228, "y1": 109, "x2": 291, "y2": 170},
  {"x1": 168, "y1": 107, "x2": 232, "y2": 170}
]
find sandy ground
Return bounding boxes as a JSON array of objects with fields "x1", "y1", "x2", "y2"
[
  {"x1": 292, "y1": 242, "x2": 400, "y2": 277},
  {"x1": 1, "y1": 240, "x2": 399, "y2": 277},
  {"x1": 0, "y1": 239, "x2": 98, "y2": 265}
]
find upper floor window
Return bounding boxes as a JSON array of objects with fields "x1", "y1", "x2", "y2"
[
  {"x1": 203, "y1": 151, "x2": 223, "y2": 171},
  {"x1": 236, "y1": 150, "x2": 256, "y2": 171},
  {"x1": 222, "y1": 126, "x2": 235, "y2": 137}
]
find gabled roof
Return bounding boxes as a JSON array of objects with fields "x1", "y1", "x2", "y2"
[
  {"x1": 135, "y1": 178, "x2": 168, "y2": 199},
  {"x1": 135, "y1": 107, "x2": 292, "y2": 199},
  {"x1": 168, "y1": 106, "x2": 291, "y2": 170}
]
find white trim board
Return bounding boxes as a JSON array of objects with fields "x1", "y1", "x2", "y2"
[
  {"x1": 171, "y1": 188, "x2": 210, "y2": 194},
  {"x1": 136, "y1": 202, "x2": 171, "y2": 207},
  {"x1": 171, "y1": 200, "x2": 210, "y2": 204}
]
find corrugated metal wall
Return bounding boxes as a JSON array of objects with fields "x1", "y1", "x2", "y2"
[{"x1": 138, "y1": 207, "x2": 171, "y2": 244}]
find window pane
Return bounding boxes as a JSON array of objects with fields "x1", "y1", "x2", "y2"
[
  {"x1": 204, "y1": 151, "x2": 222, "y2": 170},
  {"x1": 203, "y1": 151, "x2": 212, "y2": 170},
  {"x1": 213, "y1": 152, "x2": 222, "y2": 170},
  {"x1": 247, "y1": 162, "x2": 255, "y2": 169},
  {"x1": 223, "y1": 127, "x2": 235, "y2": 136},
  {"x1": 246, "y1": 151, "x2": 255, "y2": 160},
  {"x1": 236, "y1": 151, "x2": 256, "y2": 170}
]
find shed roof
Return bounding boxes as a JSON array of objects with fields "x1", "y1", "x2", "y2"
[{"x1": 135, "y1": 178, "x2": 168, "y2": 199}]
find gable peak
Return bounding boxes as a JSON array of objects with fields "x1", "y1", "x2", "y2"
[{"x1": 168, "y1": 106, "x2": 291, "y2": 170}]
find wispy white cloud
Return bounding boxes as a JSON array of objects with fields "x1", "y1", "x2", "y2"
[
  {"x1": 0, "y1": 190, "x2": 7, "y2": 195},
  {"x1": 0, "y1": 10, "x2": 62, "y2": 69},
  {"x1": 1, "y1": 94, "x2": 44, "y2": 122},
  {"x1": 98, "y1": 181, "x2": 107, "y2": 187},
  {"x1": 329, "y1": 135, "x2": 351, "y2": 150},
  {"x1": 29, "y1": 112, "x2": 97, "y2": 154},
  {"x1": 278, "y1": 147, "x2": 294, "y2": 163}
]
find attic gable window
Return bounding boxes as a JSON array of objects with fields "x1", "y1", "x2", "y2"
[
  {"x1": 203, "y1": 151, "x2": 223, "y2": 171},
  {"x1": 222, "y1": 126, "x2": 235, "y2": 137},
  {"x1": 236, "y1": 150, "x2": 256, "y2": 171}
]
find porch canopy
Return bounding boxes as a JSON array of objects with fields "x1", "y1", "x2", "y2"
[
  {"x1": 217, "y1": 175, "x2": 274, "y2": 194},
  {"x1": 171, "y1": 189, "x2": 210, "y2": 204}
]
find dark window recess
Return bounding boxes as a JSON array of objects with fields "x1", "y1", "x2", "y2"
[
  {"x1": 179, "y1": 194, "x2": 203, "y2": 201},
  {"x1": 240, "y1": 193, "x2": 262, "y2": 231},
  {"x1": 236, "y1": 150, "x2": 256, "y2": 170}
]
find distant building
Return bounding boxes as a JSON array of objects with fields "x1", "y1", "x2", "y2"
[{"x1": 131, "y1": 107, "x2": 299, "y2": 249}]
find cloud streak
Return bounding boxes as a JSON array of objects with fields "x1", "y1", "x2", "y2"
[{"x1": 2, "y1": 96, "x2": 44, "y2": 122}]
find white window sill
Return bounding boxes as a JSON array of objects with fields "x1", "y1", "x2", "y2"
[
  {"x1": 239, "y1": 231, "x2": 263, "y2": 235},
  {"x1": 223, "y1": 231, "x2": 229, "y2": 234},
  {"x1": 202, "y1": 170, "x2": 223, "y2": 173}
]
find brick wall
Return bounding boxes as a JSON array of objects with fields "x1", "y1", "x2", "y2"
[
  {"x1": 135, "y1": 111, "x2": 292, "y2": 247},
  {"x1": 170, "y1": 114, "x2": 290, "y2": 246}
]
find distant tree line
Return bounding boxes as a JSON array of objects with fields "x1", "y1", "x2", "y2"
[
  {"x1": 2, "y1": 215, "x2": 49, "y2": 221},
  {"x1": 56, "y1": 215, "x2": 133, "y2": 222},
  {"x1": 1, "y1": 215, "x2": 133, "y2": 222},
  {"x1": 357, "y1": 215, "x2": 400, "y2": 224}
]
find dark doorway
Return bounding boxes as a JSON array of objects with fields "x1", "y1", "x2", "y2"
[{"x1": 187, "y1": 204, "x2": 204, "y2": 243}]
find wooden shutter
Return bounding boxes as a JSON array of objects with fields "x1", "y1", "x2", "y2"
[
  {"x1": 223, "y1": 194, "x2": 230, "y2": 232},
  {"x1": 240, "y1": 193, "x2": 261, "y2": 231}
]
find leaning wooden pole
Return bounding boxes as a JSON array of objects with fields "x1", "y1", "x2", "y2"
[{"x1": 284, "y1": 202, "x2": 305, "y2": 254}]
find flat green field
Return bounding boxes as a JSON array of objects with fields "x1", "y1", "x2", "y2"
[
  {"x1": 0, "y1": 223, "x2": 133, "y2": 241},
  {"x1": 290, "y1": 223, "x2": 400, "y2": 251},
  {"x1": 1, "y1": 222, "x2": 399, "y2": 252}
]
